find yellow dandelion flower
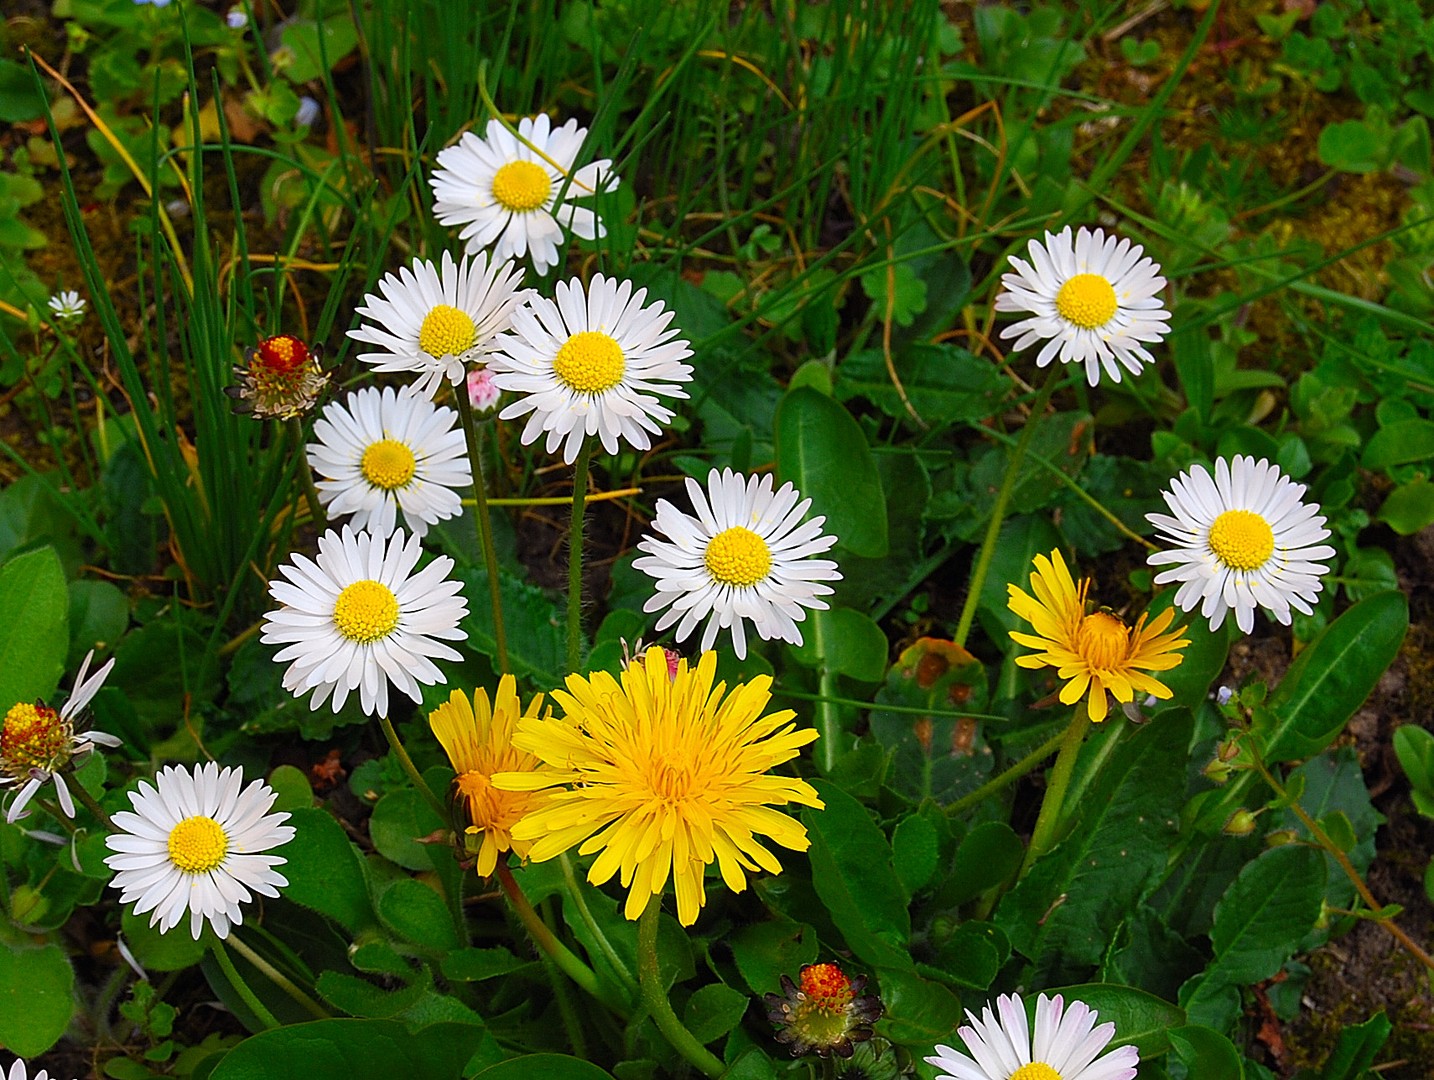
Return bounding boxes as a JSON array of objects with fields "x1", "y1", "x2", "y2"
[
  {"x1": 429, "y1": 676, "x2": 552, "y2": 877},
  {"x1": 1007, "y1": 549, "x2": 1190, "y2": 722},
  {"x1": 492, "y1": 647, "x2": 824, "y2": 926}
]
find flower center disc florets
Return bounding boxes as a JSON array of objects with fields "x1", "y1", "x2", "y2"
[
  {"x1": 704, "y1": 526, "x2": 773, "y2": 588},
  {"x1": 553, "y1": 331, "x2": 626, "y2": 394},
  {"x1": 1076, "y1": 611, "x2": 1130, "y2": 670},
  {"x1": 361, "y1": 439, "x2": 418, "y2": 490},
  {"x1": 1011, "y1": 1064, "x2": 1063, "y2": 1080},
  {"x1": 254, "y1": 334, "x2": 309, "y2": 376},
  {"x1": 167, "y1": 815, "x2": 229, "y2": 874},
  {"x1": 419, "y1": 304, "x2": 478, "y2": 359},
  {"x1": 1055, "y1": 273, "x2": 1118, "y2": 329},
  {"x1": 1, "y1": 702, "x2": 68, "y2": 772},
  {"x1": 491, "y1": 160, "x2": 553, "y2": 212},
  {"x1": 333, "y1": 580, "x2": 400, "y2": 644},
  {"x1": 1208, "y1": 509, "x2": 1275, "y2": 571},
  {"x1": 799, "y1": 963, "x2": 854, "y2": 1011}
]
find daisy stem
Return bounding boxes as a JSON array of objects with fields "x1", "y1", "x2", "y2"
[
  {"x1": 566, "y1": 439, "x2": 593, "y2": 674},
  {"x1": 224, "y1": 934, "x2": 330, "y2": 1020},
  {"x1": 210, "y1": 938, "x2": 281, "y2": 1030},
  {"x1": 62, "y1": 772, "x2": 117, "y2": 831},
  {"x1": 1019, "y1": 708, "x2": 1092, "y2": 877},
  {"x1": 637, "y1": 899, "x2": 725, "y2": 1079},
  {"x1": 456, "y1": 392, "x2": 509, "y2": 674},
  {"x1": 495, "y1": 862, "x2": 613, "y2": 1006},
  {"x1": 943, "y1": 727, "x2": 1067, "y2": 818},
  {"x1": 377, "y1": 713, "x2": 448, "y2": 823},
  {"x1": 954, "y1": 368, "x2": 1062, "y2": 650},
  {"x1": 286, "y1": 417, "x2": 326, "y2": 529}
]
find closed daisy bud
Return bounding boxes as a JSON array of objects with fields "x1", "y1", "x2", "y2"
[{"x1": 765, "y1": 962, "x2": 884, "y2": 1059}]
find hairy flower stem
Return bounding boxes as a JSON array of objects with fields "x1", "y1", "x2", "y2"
[
  {"x1": 211, "y1": 938, "x2": 280, "y2": 1030},
  {"x1": 566, "y1": 439, "x2": 593, "y2": 674},
  {"x1": 286, "y1": 418, "x2": 326, "y2": 528},
  {"x1": 226, "y1": 934, "x2": 329, "y2": 1019},
  {"x1": 456, "y1": 391, "x2": 509, "y2": 674},
  {"x1": 954, "y1": 368, "x2": 1061, "y2": 649},
  {"x1": 377, "y1": 713, "x2": 447, "y2": 822},
  {"x1": 1019, "y1": 709, "x2": 1092, "y2": 878},
  {"x1": 637, "y1": 899, "x2": 725, "y2": 1078},
  {"x1": 495, "y1": 862, "x2": 620, "y2": 1010},
  {"x1": 62, "y1": 772, "x2": 117, "y2": 831}
]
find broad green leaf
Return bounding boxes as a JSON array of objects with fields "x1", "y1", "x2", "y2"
[
  {"x1": 280, "y1": 808, "x2": 375, "y2": 933},
  {"x1": 891, "y1": 813, "x2": 940, "y2": 896},
  {"x1": 1102, "y1": 906, "x2": 1206, "y2": 1004},
  {"x1": 368, "y1": 787, "x2": 445, "y2": 872},
  {"x1": 266, "y1": 765, "x2": 313, "y2": 813},
  {"x1": 1321, "y1": 1011, "x2": 1392, "y2": 1080},
  {"x1": 776, "y1": 387, "x2": 888, "y2": 558},
  {"x1": 1317, "y1": 118, "x2": 1384, "y2": 173},
  {"x1": 210, "y1": 1019, "x2": 489, "y2": 1080},
  {"x1": 1168, "y1": 1024, "x2": 1243, "y2": 1080},
  {"x1": 1279, "y1": 748, "x2": 1384, "y2": 909},
  {"x1": 730, "y1": 918, "x2": 817, "y2": 996},
  {"x1": 0, "y1": 942, "x2": 74, "y2": 1056},
  {"x1": 316, "y1": 971, "x2": 424, "y2": 1019},
  {"x1": 0, "y1": 59, "x2": 47, "y2": 122},
  {"x1": 278, "y1": 18, "x2": 361, "y2": 84},
  {"x1": 1377, "y1": 478, "x2": 1434, "y2": 535},
  {"x1": 375, "y1": 878, "x2": 459, "y2": 952},
  {"x1": 1181, "y1": 845, "x2": 1326, "y2": 1029},
  {"x1": 1044, "y1": 984, "x2": 1183, "y2": 1058},
  {"x1": 1170, "y1": 318, "x2": 1213, "y2": 420},
  {"x1": 683, "y1": 983, "x2": 748, "y2": 1044},
  {"x1": 873, "y1": 966, "x2": 963, "y2": 1047},
  {"x1": 66, "y1": 579, "x2": 128, "y2": 667},
  {"x1": 721, "y1": 1049, "x2": 778, "y2": 1080},
  {"x1": 804, "y1": 780, "x2": 911, "y2": 969},
  {"x1": 791, "y1": 606, "x2": 888, "y2": 682},
  {"x1": 441, "y1": 947, "x2": 531, "y2": 983},
  {"x1": 0, "y1": 546, "x2": 69, "y2": 709},
  {"x1": 473, "y1": 1056, "x2": 614, "y2": 1080},
  {"x1": 121, "y1": 908, "x2": 207, "y2": 973},
  {"x1": 1361, "y1": 417, "x2": 1434, "y2": 471},
  {"x1": 835, "y1": 345, "x2": 1006, "y2": 425},
  {"x1": 938, "y1": 822, "x2": 1022, "y2": 908},
  {"x1": 859, "y1": 261, "x2": 927, "y2": 327},
  {"x1": 459, "y1": 568, "x2": 566, "y2": 687},
  {"x1": 996, "y1": 711, "x2": 1193, "y2": 984},
  {"x1": 1259, "y1": 592, "x2": 1408, "y2": 762},
  {"x1": 926, "y1": 921, "x2": 1004, "y2": 991},
  {"x1": 1394, "y1": 725, "x2": 1434, "y2": 794}
]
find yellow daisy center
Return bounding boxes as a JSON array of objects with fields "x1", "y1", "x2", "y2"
[
  {"x1": 1209, "y1": 509, "x2": 1275, "y2": 571},
  {"x1": 491, "y1": 160, "x2": 552, "y2": 212},
  {"x1": 360, "y1": 439, "x2": 417, "y2": 491},
  {"x1": 553, "y1": 331, "x2": 626, "y2": 394},
  {"x1": 333, "y1": 580, "x2": 400, "y2": 644},
  {"x1": 649, "y1": 751, "x2": 699, "y2": 805},
  {"x1": 1, "y1": 702, "x2": 67, "y2": 773},
  {"x1": 1055, "y1": 273, "x2": 1118, "y2": 329},
  {"x1": 1011, "y1": 1065, "x2": 1063, "y2": 1080},
  {"x1": 1076, "y1": 611, "x2": 1130, "y2": 670},
  {"x1": 704, "y1": 526, "x2": 772, "y2": 588},
  {"x1": 167, "y1": 815, "x2": 228, "y2": 874},
  {"x1": 418, "y1": 304, "x2": 477, "y2": 358}
]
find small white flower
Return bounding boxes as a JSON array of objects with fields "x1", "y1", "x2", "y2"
[
  {"x1": 3, "y1": 1060, "x2": 67, "y2": 1080},
  {"x1": 632, "y1": 469, "x2": 841, "y2": 660},
  {"x1": 994, "y1": 226, "x2": 1171, "y2": 386},
  {"x1": 430, "y1": 114, "x2": 618, "y2": 275},
  {"x1": 1216, "y1": 685, "x2": 1234, "y2": 706},
  {"x1": 348, "y1": 250, "x2": 524, "y2": 399},
  {"x1": 1147, "y1": 455, "x2": 1335, "y2": 634},
  {"x1": 47, "y1": 290, "x2": 86, "y2": 322},
  {"x1": 488, "y1": 273, "x2": 692, "y2": 463},
  {"x1": 226, "y1": 8, "x2": 247, "y2": 29},
  {"x1": 295, "y1": 96, "x2": 321, "y2": 128},
  {"x1": 261, "y1": 526, "x2": 469, "y2": 716},
  {"x1": 927, "y1": 992, "x2": 1138, "y2": 1080},
  {"x1": 104, "y1": 763, "x2": 294, "y2": 940},
  {"x1": 1, "y1": 650, "x2": 121, "y2": 823},
  {"x1": 308, "y1": 385, "x2": 470, "y2": 539}
]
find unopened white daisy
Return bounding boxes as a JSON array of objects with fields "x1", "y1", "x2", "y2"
[
  {"x1": 2, "y1": 650, "x2": 121, "y2": 823},
  {"x1": 47, "y1": 290, "x2": 86, "y2": 322},
  {"x1": 1147, "y1": 455, "x2": 1335, "y2": 634},
  {"x1": 261, "y1": 526, "x2": 469, "y2": 716},
  {"x1": 104, "y1": 762, "x2": 294, "y2": 940},
  {"x1": 488, "y1": 273, "x2": 693, "y2": 463},
  {"x1": 927, "y1": 992, "x2": 1138, "y2": 1080},
  {"x1": 430, "y1": 114, "x2": 618, "y2": 275},
  {"x1": 308, "y1": 385, "x2": 471, "y2": 539},
  {"x1": 348, "y1": 250, "x2": 524, "y2": 398},
  {"x1": 995, "y1": 225, "x2": 1171, "y2": 386},
  {"x1": 632, "y1": 469, "x2": 841, "y2": 660}
]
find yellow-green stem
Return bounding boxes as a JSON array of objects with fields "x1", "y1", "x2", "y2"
[
  {"x1": 210, "y1": 938, "x2": 280, "y2": 1030},
  {"x1": 944, "y1": 728, "x2": 1067, "y2": 818},
  {"x1": 1019, "y1": 708, "x2": 1092, "y2": 878},
  {"x1": 567, "y1": 440, "x2": 592, "y2": 674},
  {"x1": 955, "y1": 369, "x2": 1061, "y2": 649},
  {"x1": 637, "y1": 898, "x2": 724, "y2": 1078},
  {"x1": 286, "y1": 417, "x2": 325, "y2": 529},
  {"x1": 560, "y1": 852, "x2": 639, "y2": 1001},
  {"x1": 225, "y1": 934, "x2": 329, "y2": 1019},
  {"x1": 62, "y1": 772, "x2": 117, "y2": 831},
  {"x1": 455, "y1": 391, "x2": 509, "y2": 674},
  {"x1": 495, "y1": 862, "x2": 618, "y2": 1008},
  {"x1": 377, "y1": 713, "x2": 447, "y2": 823}
]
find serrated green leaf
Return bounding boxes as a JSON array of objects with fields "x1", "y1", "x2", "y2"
[
  {"x1": 0, "y1": 547, "x2": 69, "y2": 709},
  {"x1": 375, "y1": 878, "x2": 458, "y2": 951},
  {"x1": 891, "y1": 813, "x2": 939, "y2": 896},
  {"x1": 458, "y1": 568, "x2": 566, "y2": 687},
  {"x1": 440, "y1": 947, "x2": 531, "y2": 983},
  {"x1": 730, "y1": 919, "x2": 817, "y2": 996},
  {"x1": 683, "y1": 983, "x2": 748, "y2": 1044},
  {"x1": 791, "y1": 606, "x2": 888, "y2": 682},
  {"x1": 776, "y1": 387, "x2": 888, "y2": 558},
  {"x1": 279, "y1": 808, "x2": 374, "y2": 933},
  {"x1": 1044, "y1": 984, "x2": 1183, "y2": 1057},
  {"x1": 0, "y1": 942, "x2": 74, "y2": 1056},
  {"x1": 1361, "y1": 418, "x2": 1434, "y2": 471},
  {"x1": 836, "y1": 345, "x2": 1007, "y2": 427},
  {"x1": 316, "y1": 971, "x2": 424, "y2": 1019}
]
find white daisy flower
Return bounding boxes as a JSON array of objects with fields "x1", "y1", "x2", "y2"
[
  {"x1": 994, "y1": 225, "x2": 1171, "y2": 386},
  {"x1": 1146, "y1": 455, "x2": 1335, "y2": 634},
  {"x1": 2, "y1": 650, "x2": 121, "y2": 823},
  {"x1": 348, "y1": 250, "x2": 524, "y2": 398},
  {"x1": 308, "y1": 385, "x2": 471, "y2": 540},
  {"x1": 430, "y1": 114, "x2": 618, "y2": 275},
  {"x1": 3, "y1": 1060, "x2": 67, "y2": 1080},
  {"x1": 488, "y1": 273, "x2": 693, "y2": 464},
  {"x1": 104, "y1": 762, "x2": 294, "y2": 940},
  {"x1": 927, "y1": 992, "x2": 1139, "y2": 1080},
  {"x1": 47, "y1": 290, "x2": 86, "y2": 322},
  {"x1": 632, "y1": 468, "x2": 841, "y2": 660},
  {"x1": 261, "y1": 526, "x2": 469, "y2": 716}
]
